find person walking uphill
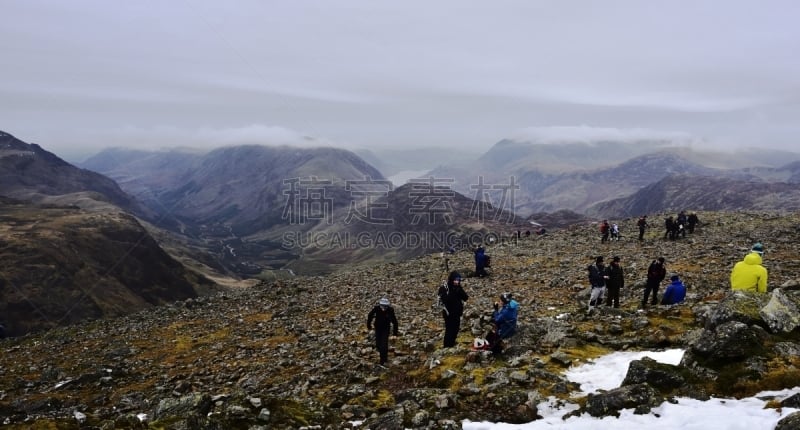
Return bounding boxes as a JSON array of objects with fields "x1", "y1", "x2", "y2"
[
  {"x1": 605, "y1": 256, "x2": 624, "y2": 308},
  {"x1": 731, "y1": 251, "x2": 768, "y2": 293},
  {"x1": 438, "y1": 271, "x2": 469, "y2": 347},
  {"x1": 367, "y1": 298, "x2": 399, "y2": 366},
  {"x1": 643, "y1": 257, "x2": 666, "y2": 308}
]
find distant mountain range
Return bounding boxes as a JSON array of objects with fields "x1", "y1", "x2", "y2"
[
  {"x1": 83, "y1": 144, "x2": 524, "y2": 276},
  {"x1": 588, "y1": 174, "x2": 800, "y2": 217},
  {"x1": 429, "y1": 139, "x2": 800, "y2": 216},
  {"x1": 3, "y1": 128, "x2": 800, "y2": 336},
  {"x1": 78, "y1": 136, "x2": 800, "y2": 276}
]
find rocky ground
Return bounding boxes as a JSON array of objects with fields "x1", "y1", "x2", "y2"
[{"x1": 1, "y1": 210, "x2": 800, "y2": 429}]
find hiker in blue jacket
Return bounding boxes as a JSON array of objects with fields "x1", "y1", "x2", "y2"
[
  {"x1": 474, "y1": 246, "x2": 489, "y2": 277},
  {"x1": 661, "y1": 275, "x2": 687, "y2": 305},
  {"x1": 493, "y1": 293, "x2": 519, "y2": 339}
]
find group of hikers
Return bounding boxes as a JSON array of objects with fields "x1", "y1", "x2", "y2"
[
  {"x1": 600, "y1": 211, "x2": 702, "y2": 243},
  {"x1": 587, "y1": 241, "x2": 768, "y2": 312},
  {"x1": 588, "y1": 254, "x2": 685, "y2": 309},
  {"x1": 366, "y1": 268, "x2": 518, "y2": 366},
  {"x1": 366, "y1": 234, "x2": 770, "y2": 366}
]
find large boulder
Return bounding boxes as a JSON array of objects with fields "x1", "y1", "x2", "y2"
[
  {"x1": 584, "y1": 383, "x2": 662, "y2": 417},
  {"x1": 701, "y1": 291, "x2": 769, "y2": 331},
  {"x1": 687, "y1": 321, "x2": 768, "y2": 363},
  {"x1": 760, "y1": 289, "x2": 800, "y2": 333},
  {"x1": 621, "y1": 357, "x2": 687, "y2": 393}
]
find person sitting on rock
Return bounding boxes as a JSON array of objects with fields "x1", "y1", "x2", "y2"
[
  {"x1": 367, "y1": 297, "x2": 399, "y2": 366},
  {"x1": 492, "y1": 293, "x2": 519, "y2": 339},
  {"x1": 661, "y1": 274, "x2": 686, "y2": 305},
  {"x1": 731, "y1": 250, "x2": 768, "y2": 293}
]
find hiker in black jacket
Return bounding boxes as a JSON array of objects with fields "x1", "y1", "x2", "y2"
[
  {"x1": 367, "y1": 297, "x2": 399, "y2": 366},
  {"x1": 605, "y1": 256, "x2": 625, "y2": 308},
  {"x1": 438, "y1": 271, "x2": 469, "y2": 347},
  {"x1": 643, "y1": 257, "x2": 667, "y2": 307},
  {"x1": 587, "y1": 256, "x2": 608, "y2": 309}
]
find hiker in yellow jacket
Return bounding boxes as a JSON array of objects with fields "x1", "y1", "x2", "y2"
[{"x1": 730, "y1": 251, "x2": 768, "y2": 293}]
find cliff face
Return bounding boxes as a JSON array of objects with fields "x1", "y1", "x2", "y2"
[{"x1": 1, "y1": 210, "x2": 799, "y2": 428}]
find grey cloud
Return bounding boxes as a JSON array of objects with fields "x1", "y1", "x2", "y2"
[{"x1": 1, "y1": 0, "x2": 799, "y2": 158}]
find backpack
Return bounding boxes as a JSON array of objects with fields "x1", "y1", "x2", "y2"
[{"x1": 436, "y1": 282, "x2": 449, "y2": 315}]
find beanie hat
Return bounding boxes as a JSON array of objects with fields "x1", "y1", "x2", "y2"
[
  {"x1": 500, "y1": 293, "x2": 512, "y2": 303},
  {"x1": 751, "y1": 243, "x2": 764, "y2": 255},
  {"x1": 379, "y1": 298, "x2": 390, "y2": 307},
  {"x1": 670, "y1": 274, "x2": 680, "y2": 282},
  {"x1": 448, "y1": 271, "x2": 462, "y2": 283}
]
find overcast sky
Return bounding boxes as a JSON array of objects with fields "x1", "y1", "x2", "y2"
[{"x1": 2, "y1": 1, "x2": 799, "y2": 161}]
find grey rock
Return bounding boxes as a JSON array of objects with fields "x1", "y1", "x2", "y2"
[
  {"x1": 585, "y1": 383, "x2": 661, "y2": 417},
  {"x1": 776, "y1": 411, "x2": 800, "y2": 430},
  {"x1": 622, "y1": 357, "x2": 686, "y2": 392},
  {"x1": 154, "y1": 394, "x2": 211, "y2": 420},
  {"x1": 760, "y1": 289, "x2": 800, "y2": 333}
]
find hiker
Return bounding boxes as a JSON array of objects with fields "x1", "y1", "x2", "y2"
[
  {"x1": 600, "y1": 220, "x2": 610, "y2": 242},
  {"x1": 438, "y1": 271, "x2": 469, "y2": 347},
  {"x1": 643, "y1": 257, "x2": 667, "y2": 307},
  {"x1": 661, "y1": 274, "x2": 686, "y2": 305},
  {"x1": 664, "y1": 216, "x2": 675, "y2": 240},
  {"x1": 367, "y1": 297, "x2": 399, "y2": 366},
  {"x1": 676, "y1": 211, "x2": 688, "y2": 238},
  {"x1": 474, "y1": 246, "x2": 489, "y2": 277},
  {"x1": 605, "y1": 256, "x2": 624, "y2": 308},
  {"x1": 610, "y1": 223, "x2": 621, "y2": 241},
  {"x1": 492, "y1": 293, "x2": 519, "y2": 339},
  {"x1": 637, "y1": 215, "x2": 648, "y2": 241},
  {"x1": 587, "y1": 256, "x2": 608, "y2": 309},
  {"x1": 730, "y1": 248, "x2": 768, "y2": 293},
  {"x1": 686, "y1": 213, "x2": 699, "y2": 234}
]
